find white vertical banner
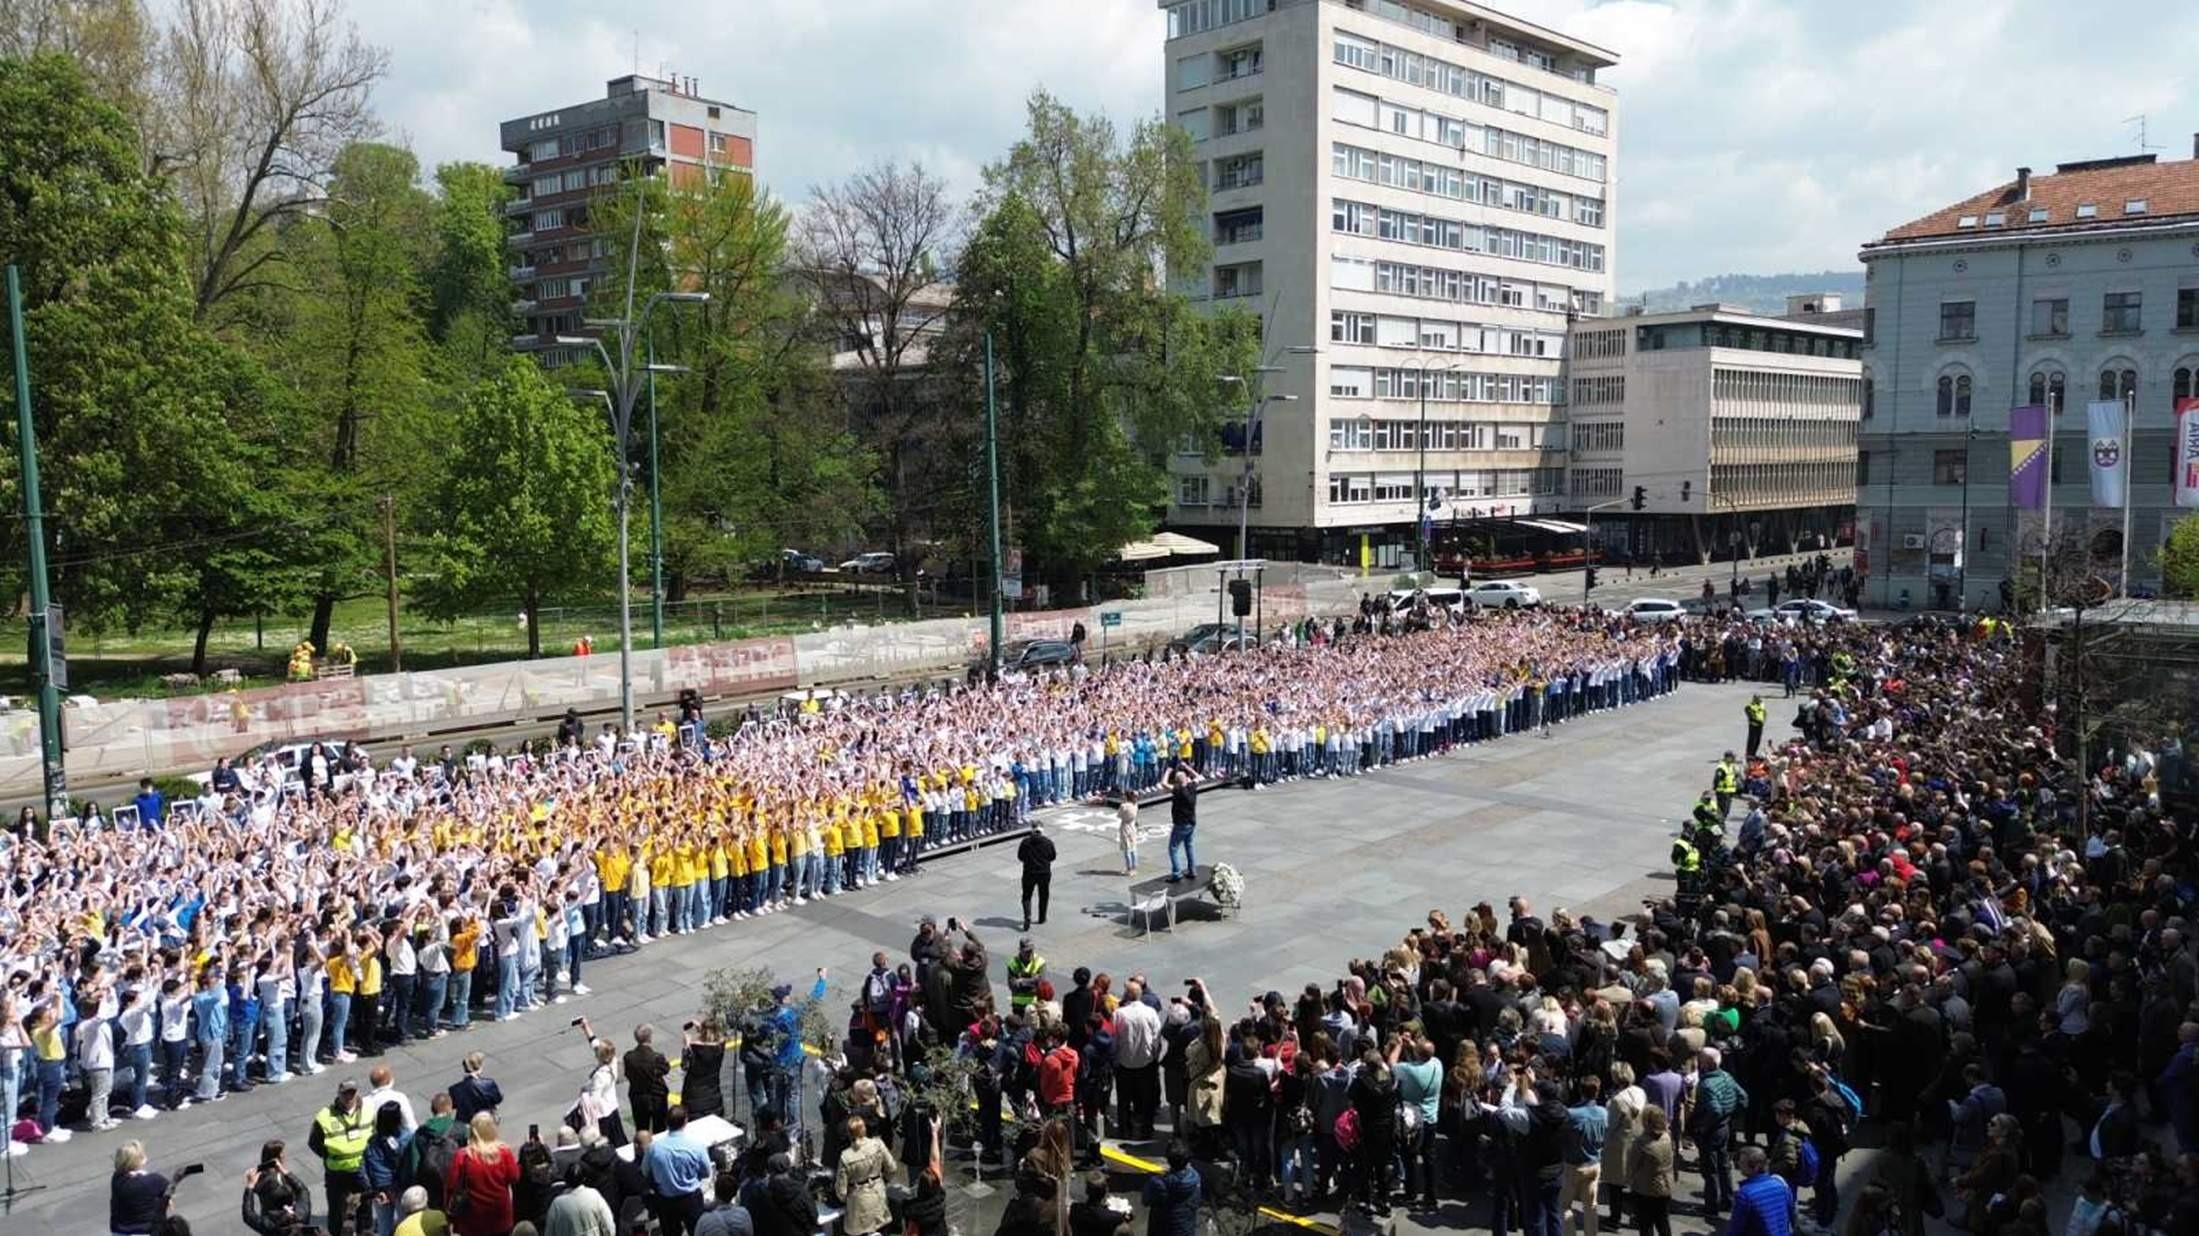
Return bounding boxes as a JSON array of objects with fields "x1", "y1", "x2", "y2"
[
  {"x1": 2086, "y1": 400, "x2": 2128, "y2": 508},
  {"x1": 2179, "y1": 398, "x2": 2199, "y2": 509}
]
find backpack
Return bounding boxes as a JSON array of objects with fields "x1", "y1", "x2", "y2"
[
  {"x1": 739, "y1": 1014, "x2": 776, "y2": 1069},
  {"x1": 1827, "y1": 1077, "x2": 1863, "y2": 1128},
  {"x1": 403, "y1": 1120, "x2": 463, "y2": 1207},
  {"x1": 1796, "y1": 1137, "x2": 1821, "y2": 1182},
  {"x1": 1334, "y1": 1105, "x2": 1361, "y2": 1153}
]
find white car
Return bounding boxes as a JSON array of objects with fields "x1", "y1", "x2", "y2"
[
  {"x1": 1773, "y1": 598, "x2": 1856, "y2": 623},
  {"x1": 1466, "y1": 580, "x2": 1542, "y2": 609},
  {"x1": 1618, "y1": 597, "x2": 1686, "y2": 623},
  {"x1": 838, "y1": 551, "x2": 896, "y2": 574},
  {"x1": 1388, "y1": 587, "x2": 1468, "y2": 615}
]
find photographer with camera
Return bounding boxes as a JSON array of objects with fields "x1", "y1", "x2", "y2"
[
  {"x1": 109, "y1": 1139, "x2": 172, "y2": 1236},
  {"x1": 242, "y1": 1139, "x2": 314, "y2": 1235}
]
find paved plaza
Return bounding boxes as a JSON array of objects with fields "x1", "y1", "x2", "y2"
[{"x1": 8, "y1": 677, "x2": 1781, "y2": 1233}]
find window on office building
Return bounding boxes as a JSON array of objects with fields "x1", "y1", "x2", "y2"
[
  {"x1": 2104, "y1": 291, "x2": 2143, "y2": 333},
  {"x1": 2031, "y1": 297, "x2": 2068, "y2": 336},
  {"x1": 1938, "y1": 300, "x2": 1975, "y2": 341}
]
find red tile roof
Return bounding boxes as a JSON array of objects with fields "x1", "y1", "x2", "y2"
[{"x1": 1874, "y1": 155, "x2": 2199, "y2": 244}]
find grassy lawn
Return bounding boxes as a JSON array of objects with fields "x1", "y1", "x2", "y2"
[{"x1": 0, "y1": 582, "x2": 973, "y2": 699}]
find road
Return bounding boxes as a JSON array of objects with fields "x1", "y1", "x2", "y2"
[{"x1": 11, "y1": 673, "x2": 1780, "y2": 1234}]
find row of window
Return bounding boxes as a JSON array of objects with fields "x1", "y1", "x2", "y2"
[
  {"x1": 1330, "y1": 141, "x2": 1604, "y2": 228},
  {"x1": 1327, "y1": 467, "x2": 1564, "y2": 504},
  {"x1": 1213, "y1": 261, "x2": 1262, "y2": 299},
  {"x1": 525, "y1": 162, "x2": 619, "y2": 202},
  {"x1": 1331, "y1": 198, "x2": 1605, "y2": 273},
  {"x1": 1329, "y1": 310, "x2": 1564, "y2": 358},
  {"x1": 1331, "y1": 28, "x2": 1606, "y2": 135},
  {"x1": 1175, "y1": 474, "x2": 1260, "y2": 507},
  {"x1": 1164, "y1": 0, "x2": 1272, "y2": 38},
  {"x1": 1329, "y1": 85, "x2": 1607, "y2": 183},
  {"x1": 1570, "y1": 467, "x2": 1624, "y2": 499},
  {"x1": 1635, "y1": 321, "x2": 1862, "y2": 360},
  {"x1": 1709, "y1": 415, "x2": 1859, "y2": 452},
  {"x1": 1330, "y1": 253, "x2": 1581, "y2": 316},
  {"x1": 1921, "y1": 430, "x2": 2199, "y2": 488},
  {"x1": 1570, "y1": 377, "x2": 1625, "y2": 408},
  {"x1": 1710, "y1": 369, "x2": 1864, "y2": 409},
  {"x1": 1177, "y1": 44, "x2": 1265, "y2": 90},
  {"x1": 1327, "y1": 417, "x2": 1563, "y2": 452},
  {"x1": 1572, "y1": 420, "x2": 1625, "y2": 451},
  {"x1": 1709, "y1": 461, "x2": 1855, "y2": 501},
  {"x1": 1943, "y1": 289, "x2": 2199, "y2": 341},
  {"x1": 522, "y1": 123, "x2": 616, "y2": 163},
  {"x1": 1925, "y1": 365, "x2": 2199, "y2": 416},
  {"x1": 1572, "y1": 327, "x2": 1626, "y2": 359},
  {"x1": 524, "y1": 237, "x2": 609, "y2": 267},
  {"x1": 1179, "y1": 98, "x2": 1265, "y2": 141},
  {"x1": 535, "y1": 275, "x2": 593, "y2": 302},
  {"x1": 1330, "y1": 365, "x2": 1565, "y2": 406}
]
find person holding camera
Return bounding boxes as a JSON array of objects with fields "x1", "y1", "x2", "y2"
[
  {"x1": 109, "y1": 1139, "x2": 172, "y2": 1236},
  {"x1": 679, "y1": 1019, "x2": 728, "y2": 1121},
  {"x1": 242, "y1": 1139, "x2": 315, "y2": 1235}
]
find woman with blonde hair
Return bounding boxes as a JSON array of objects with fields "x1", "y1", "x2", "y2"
[
  {"x1": 109, "y1": 1139, "x2": 170, "y2": 1236},
  {"x1": 835, "y1": 1115, "x2": 899, "y2": 1236},
  {"x1": 574, "y1": 1032, "x2": 625, "y2": 1147},
  {"x1": 1602, "y1": 1061, "x2": 1646, "y2": 1229},
  {"x1": 447, "y1": 1112, "x2": 521, "y2": 1236}
]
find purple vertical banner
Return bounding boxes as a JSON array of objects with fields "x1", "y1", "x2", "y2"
[{"x1": 2008, "y1": 404, "x2": 2048, "y2": 510}]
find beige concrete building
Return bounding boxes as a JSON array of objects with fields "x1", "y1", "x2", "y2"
[
  {"x1": 1566, "y1": 301, "x2": 1862, "y2": 563},
  {"x1": 1157, "y1": 0, "x2": 1620, "y2": 567}
]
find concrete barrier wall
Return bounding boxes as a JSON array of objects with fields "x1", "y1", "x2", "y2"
[{"x1": 3, "y1": 576, "x2": 1384, "y2": 797}]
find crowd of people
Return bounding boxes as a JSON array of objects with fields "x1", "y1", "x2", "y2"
[
  {"x1": 36, "y1": 589, "x2": 2199, "y2": 1236},
  {"x1": 3, "y1": 604, "x2": 1683, "y2": 1166}
]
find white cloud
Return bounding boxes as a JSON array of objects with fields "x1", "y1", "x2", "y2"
[{"x1": 325, "y1": 0, "x2": 2199, "y2": 290}]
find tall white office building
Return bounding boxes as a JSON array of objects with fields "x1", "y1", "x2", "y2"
[{"x1": 1160, "y1": 0, "x2": 1619, "y2": 565}]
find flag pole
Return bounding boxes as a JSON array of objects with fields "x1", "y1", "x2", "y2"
[
  {"x1": 2039, "y1": 393, "x2": 2055, "y2": 612},
  {"x1": 2120, "y1": 389, "x2": 2134, "y2": 598}
]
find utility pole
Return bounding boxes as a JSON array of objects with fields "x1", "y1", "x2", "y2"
[
  {"x1": 984, "y1": 329, "x2": 1004, "y2": 680},
  {"x1": 647, "y1": 338, "x2": 665, "y2": 649},
  {"x1": 6, "y1": 266, "x2": 65, "y2": 818},
  {"x1": 381, "y1": 494, "x2": 402, "y2": 672}
]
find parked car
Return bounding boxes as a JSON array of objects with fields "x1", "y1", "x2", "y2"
[
  {"x1": 1465, "y1": 580, "x2": 1542, "y2": 609},
  {"x1": 839, "y1": 551, "x2": 897, "y2": 574},
  {"x1": 780, "y1": 548, "x2": 823, "y2": 574},
  {"x1": 1739, "y1": 608, "x2": 1789, "y2": 626},
  {"x1": 998, "y1": 639, "x2": 1078, "y2": 671},
  {"x1": 1171, "y1": 622, "x2": 1260, "y2": 655},
  {"x1": 1616, "y1": 597, "x2": 1686, "y2": 623},
  {"x1": 1388, "y1": 587, "x2": 1468, "y2": 616},
  {"x1": 1773, "y1": 598, "x2": 1856, "y2": 623}
]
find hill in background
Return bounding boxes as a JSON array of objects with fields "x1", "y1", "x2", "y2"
[{"x1": 1625, "y1": 270, "x2": 1865, "y2": 315}]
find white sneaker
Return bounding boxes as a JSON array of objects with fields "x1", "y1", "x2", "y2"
[
  {"x1": 336, "y1": 1051, "x2": 358, "y2": 1064},
  {"x1": 133, "y1": 1105, "x2": 159, "y2": 1120},
  {"x1": 430, "y1": 1028, "x2": 448, "y2": 1039},
  {"x1": 305, "y1": 1063, "x2": 326, "y2": 1075},
  {"x1": 498, "y1": 1012, "x2": 520, "y2": 1022},
  {"x1": 173, "y1": 1098, "x2": 192, "y2": 1111},
  {"x1": 794, "y1": 897, "x2": 808, "y2": 906},
  {"x1": 884, "y1": 873, "x2": 898, "y2": 882},
  {"x1": 553, "y1": 994, "x2": 569, "y2": 1005},
  {"x1": 635, "y1": 932, "x2": 653, "y2": 944},
  {"x1": 5, "y1": 1140, "x2": 25, "y2": 1157},
  {"x1": 573, "y1": 983, "x2": 592, "y2": 996},
  {"x1": 45, "y1": 1128, "x2": 71, "y2": 1143}
]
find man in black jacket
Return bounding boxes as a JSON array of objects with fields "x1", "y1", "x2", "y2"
[
  {"x1": 1017, "y1": 822, "x2": 1058, "y2": 930},
  {"x1": 625, "y1": 1024, "x2": 672, "y2": 1134}
]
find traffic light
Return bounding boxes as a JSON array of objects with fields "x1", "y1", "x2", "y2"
[
  {"x1": 1681, "y1": 479, "x2": 1692, "y2": 502},
  {"x1": 1228, "y1": 577, "x2": 1253, "y2": 617},
  {"x1": 1630, "y1": 485, "x2": 1645, "y2": 511}
]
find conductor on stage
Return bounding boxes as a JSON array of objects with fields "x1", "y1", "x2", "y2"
[
  {"x1": 1017, "y1": 820, "x2": 1057, "y2": 931},
  {"x1": 1165, "y1": 758, "x2": 1200, "y2": 882}
]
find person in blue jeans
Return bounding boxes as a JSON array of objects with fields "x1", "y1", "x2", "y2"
[
  {"x1": 191, "y1": 970, "x2": 230, "y2": 1102},
  {"x1": 1164, "y1": 762, "x2": 1199, "y2": 881}
]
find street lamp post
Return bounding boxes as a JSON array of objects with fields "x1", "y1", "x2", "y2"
[
  {"x1": 554, "y1": 304, "x2": 706, "y2": 732},
  {"x1": 983, "y1": 328, "x2": 1003, "y2": 680},
  {"x1": 1580, "y1": 497, "x2": 1625, "y2": 603},
  {"x1": 1214, "y1": 348, "x2": 1317, "y2": 562},
  {"x1": 1405, "y1": 358, "x2": 1463, "y2": 574}
]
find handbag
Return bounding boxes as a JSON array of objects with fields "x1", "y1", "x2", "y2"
[{"x1": 445, "y1": 1149, "x2": 472, "y2": 1220}]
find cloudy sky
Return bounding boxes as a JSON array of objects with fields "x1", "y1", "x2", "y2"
[{"x1": 348, "y1": 0, "x2": 2199, "y2": 292}]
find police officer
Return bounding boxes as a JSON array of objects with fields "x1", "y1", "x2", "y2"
[
  {"x1": 1744, "y1": 694, "x2": 1767, "y2": 758},
  {"x1": 1671, "y1": 833, "x2": 1704, "y2": 901},
  {"x1": 1713, "y1": 751, "x2": 1741, "y2": 818},
  {"x1": 307, "y1": 1078, "x2": 371, "y2": 1236}
]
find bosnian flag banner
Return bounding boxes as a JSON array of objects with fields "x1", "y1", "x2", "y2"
[
  {"x1": 2008, "y1": 404, "x2": 2048, "y2": 510},
  {"x1": 2177, "y1": 397, "x2": 2199, "y2": 508}
]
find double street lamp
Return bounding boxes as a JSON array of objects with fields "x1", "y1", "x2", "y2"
[
  {"x1": 1404, "y1": 358, "x2": 1465, "y2": 573},
  {"x1": 556, "y1": 288, "x2": 707, "y2": 734}
]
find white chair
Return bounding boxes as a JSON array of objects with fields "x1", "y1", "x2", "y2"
[{"x1": 1131, "y1": 891, "x2": 1174, "y2": 937}]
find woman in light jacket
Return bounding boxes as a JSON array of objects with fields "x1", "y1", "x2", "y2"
[
  {"x1": 834, "y1": 1115, "x2": 899, "y2": 1236},
  {"x1": 1627, "y1": 1105, "x2": 1676, "y2": 1236},
  {"x1": 1182, "y1": 1014, "x2": 1227, "y2": 1150},
  {"x1": 1602, "y1": 1060, "x2": 1647, "y2": 1229}
]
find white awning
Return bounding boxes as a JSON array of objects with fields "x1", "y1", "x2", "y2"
[{"x1": 1120, "y1": 531, "x2": 1221, "y2": 561}]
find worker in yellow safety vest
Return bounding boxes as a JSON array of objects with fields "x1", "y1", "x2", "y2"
[{"x1": 307, "y1": 1079, "x2": 372, "y2": 1236}]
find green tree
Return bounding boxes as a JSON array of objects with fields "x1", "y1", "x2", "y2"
[
  {"x1": 949, "y1": 91, "x2": 1259, "y2": 588},
  {"x1": 415, "y1": 358, "x2": 615, "y2": 657},
  {"x1": 253, "y1": 140, "x2": 438, "y2": 650},
  {"x1": 2162, "y1": 517, "x2": 2199, "y2": 599},
  {"x1": 427, "y1": 160, "x2": 515, "y2": 377},
  {"x1": 0, "y1": 54, "x2": 271, "y2": 636},
  {"x1": 594, "y1": 171, "x2": 874, "y2": 598}
]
